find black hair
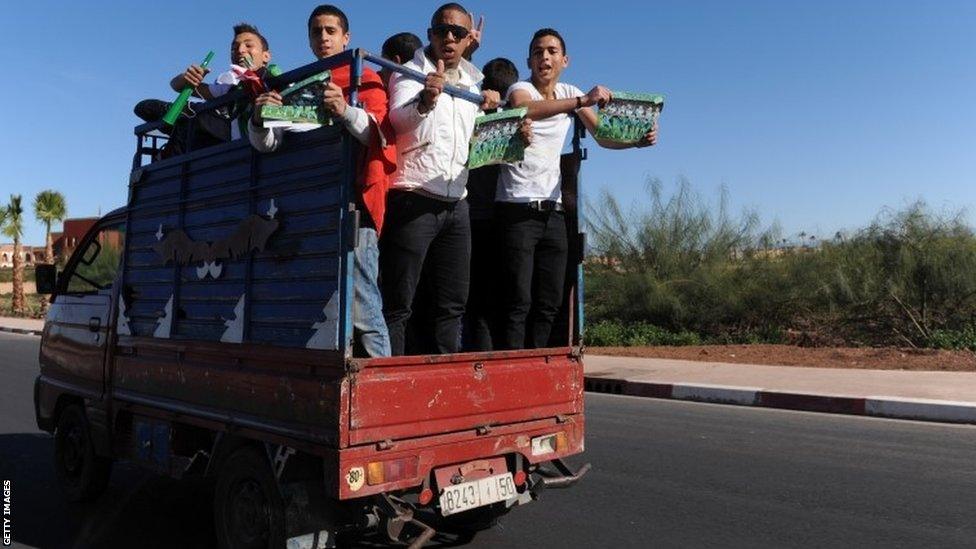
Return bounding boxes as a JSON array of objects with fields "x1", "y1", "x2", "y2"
[
  {"x1": 308, "y1": 4, "x2": 349, "y2": 33},
  {"x1": 430, "y1": 2, "x2": 470, "y2": 27},
  {"x1": 233, "y1": 23, "x2": 269, "y2": 51},
  {"x1": 481, "y1": 58, "x2": 518, "y2": 95},
  {"x1": 382, "y1": 32, "x2": 423, "y2": 63},
  {"x1": 529, "y1": 28, "x2": 567, "y2": 56}
]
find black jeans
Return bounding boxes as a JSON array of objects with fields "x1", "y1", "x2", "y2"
[
  {"x1": 133, "y1": 98, "x2": 231, "y2": 154},
  {"x1": 380, "y1": 191, "x2": 471, "y2": 355},
  {"x1": 462, "y1": 218, "x2": 497, "y2": 351},
  {"x1": 496, "y1": 205, "x2": 568, "y2": 349}
]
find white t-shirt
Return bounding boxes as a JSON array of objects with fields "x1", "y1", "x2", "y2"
[
  {"x1": 207, "y1": 68, "x2": 240, "y2": 98},
  {"x1": 496, "y1": 81, "x2": 584, "y2": 203}
]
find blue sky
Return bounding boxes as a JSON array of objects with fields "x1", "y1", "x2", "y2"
[{"x1": 2, "y1": 0, "x2": 974, "y2": 245}]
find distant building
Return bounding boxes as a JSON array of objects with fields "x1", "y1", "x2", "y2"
[
  {"x1": 51, "y1": 217, "x2": 100, "y2": 261},
  {"x1": 0, "y1": 244, "x2": 46, "y2": 268}
]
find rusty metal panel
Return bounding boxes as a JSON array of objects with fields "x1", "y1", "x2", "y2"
[
  {"x1": 348, "y1": 351, "x2": 584, "y2": 446},
  {"x1": 112, "y1": 337, "x2": 346, "y2": 445}
]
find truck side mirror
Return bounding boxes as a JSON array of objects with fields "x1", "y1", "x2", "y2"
[{"x1": 35, "y1": 264, "x2": 58, "y2": 294}]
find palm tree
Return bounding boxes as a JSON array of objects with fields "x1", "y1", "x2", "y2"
[
  {"x1": 2, "y1": 195, "x2": 26, "y2": 315},
  {"x1": 34, "y1": 190, "x2": 66, "y2": 264}
]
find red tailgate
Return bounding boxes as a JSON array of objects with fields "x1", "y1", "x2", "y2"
[{"x1": 346, "y1": 349, "x2": 584, "y2": 446}]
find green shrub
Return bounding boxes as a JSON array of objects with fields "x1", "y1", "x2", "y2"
[
  {"x1": 585, "y1": 320, "x2": 628, "y2": 346},
  {"x1": 584, "y1": 320, "x2": 701, "y2": 347},
  {"x1": 928, "y1": 327, "x2": 976, "y2": 351},
  {"x1": 584, "y1": 179, "x2": 976, "y2": 348}
]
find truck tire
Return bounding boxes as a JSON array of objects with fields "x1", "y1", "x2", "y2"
[
  {"x1": 214, "y1": 447, "x2": 286, "y2": 549},
  {"x1": 53, "y1": 404, "x2": 112, "y2": 502}
]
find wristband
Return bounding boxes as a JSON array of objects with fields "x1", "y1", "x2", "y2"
[{"x1": 575, "y1": 96, "x2": 583, "y2": 110}]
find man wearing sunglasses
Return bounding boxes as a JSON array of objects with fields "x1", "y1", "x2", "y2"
[{"x1": 383, "y1": 2, "x2": 501, "y2": 356}]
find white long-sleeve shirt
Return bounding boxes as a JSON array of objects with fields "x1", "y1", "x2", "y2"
[
  {"x1": 248, "y1": 104, "x2": 371, "y2": 152},
  {"x1": 388, "y1": 49, "x2": 483, "y2": 200}
]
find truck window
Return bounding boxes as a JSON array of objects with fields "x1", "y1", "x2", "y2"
[{"x1": 66, "y1": 224, "x2": 126, "y2": 294}]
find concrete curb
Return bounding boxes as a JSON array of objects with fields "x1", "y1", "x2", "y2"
[
  {"x1": 0, "y1": 325, "x2": 42, "y2": 336},
  {"x1": 584, "y1": 376, "x2": 976, "y2": 425}
]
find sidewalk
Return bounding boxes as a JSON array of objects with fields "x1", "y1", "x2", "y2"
[
  {"x1": 0, "y1": 316, "x2": 43, "y2": 336},
  {"x1": 585, "y1": 355, "x2": 976, "y2": 425}
]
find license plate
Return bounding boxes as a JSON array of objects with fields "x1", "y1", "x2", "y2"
[{"x1": 439, "y1": 473, "x2": 516, "y2": 516}]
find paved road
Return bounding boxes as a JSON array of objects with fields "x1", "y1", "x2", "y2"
[{"x1": 2, "y1": 331, "x2": 975, "y2": 548}]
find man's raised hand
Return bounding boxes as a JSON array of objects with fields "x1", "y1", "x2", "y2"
[
  {"x1": 321, "y1": 81, "x2": 348, "y2": 117},
  {"x1": 584, "y1": 85, "x2": 612, "y2": 108},
  {"x1": 182, "y1": 64, "x2": 210, "y2": 88},
  {"x1": 465, "y1": 15, "x2": 485, "y2": 58},
  {"x1": 420, "y1": 59, "x2": 446, "y2": 113},
  {"x1": 251, "y1": 91, "x2": 282, "y2": 124}
]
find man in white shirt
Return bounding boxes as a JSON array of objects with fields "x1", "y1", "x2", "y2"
[
  {"x1": 383, "y1": 2, "x2": 500, "y2": 355},
  {"x1": 497, "y1": 28, "x2": 658, "y2": 349}
]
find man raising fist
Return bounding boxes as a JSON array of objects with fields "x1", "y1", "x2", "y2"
[{"x1": 383, "y1": 2, "x2": 500, "y2": 355}]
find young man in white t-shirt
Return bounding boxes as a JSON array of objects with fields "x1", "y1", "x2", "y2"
[{"x1": 497, "y1": 28, "x2": 658, "y2": 349}]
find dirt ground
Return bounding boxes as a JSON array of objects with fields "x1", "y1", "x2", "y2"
[{"x1": 588, "y1": 344, "x2": 976, "y2": 372}]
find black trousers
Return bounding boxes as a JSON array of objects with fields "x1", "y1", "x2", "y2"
[
  {"x1": 462, "y1": 218, "x2": 497, "y2": 351},
  {"x1": 133, "y1": 98, "x2": 231, "y2": 153},
  {"x1": 496, "y1": 205, "x2": 568, "y2": 349},
  {"x1": 380, "y1": 191, "x2": 471, "y2": 355}
]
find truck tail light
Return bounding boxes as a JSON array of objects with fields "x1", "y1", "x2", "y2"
[
  {"x1": 419, "y1": 487, "x2": 434, "y2": 505},
  {"x1": 513, "y1": 470, "x2": 527, "y2": 487},
  {"x1": 530, "y1": 432, "x2": 568, "y2": 456},
  {"x1": 366, "y1": 457, "x2": 419, "y2": 486}
]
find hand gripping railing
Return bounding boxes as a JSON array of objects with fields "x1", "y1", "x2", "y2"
[{"x1": 133, "y1": 48, "x2": 483, "y2": 140}]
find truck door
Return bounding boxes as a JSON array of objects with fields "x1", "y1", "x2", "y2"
[{"x1": 41, "y1": 221, "x2": 125, "y2": 396}]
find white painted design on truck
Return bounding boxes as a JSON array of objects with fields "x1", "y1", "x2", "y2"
[
  {"x1": 153, "y1": 295, "x2": 173, "y2": 338},
  {"x1": 306, "y1": 291, "x2": 339, "y2": 349},
  {"x1": 220, "y1": 295, "x2": 246, "y2": 343},
  {"x1": 196, "y1": 261, "x2": 223, "y2": 280},
  {"x1": 116, "y1": 296, "x2": 131, "y2": 336}
]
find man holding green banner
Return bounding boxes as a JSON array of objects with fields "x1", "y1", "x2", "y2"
[
  {"x1": 248, "y1": 4, "x2": 397, "y2": 358},
  {"x1": 496, "y1": 28, "x2": 658, "y2": 350}
]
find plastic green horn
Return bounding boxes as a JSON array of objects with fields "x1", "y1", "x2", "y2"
[{"x1": 162, "y1": 50, "x2": 215, "y2": 126}]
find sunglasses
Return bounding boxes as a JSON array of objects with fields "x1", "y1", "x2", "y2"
[{"x1": 430, "y1": 23, "x2": 469, "y2": 40}]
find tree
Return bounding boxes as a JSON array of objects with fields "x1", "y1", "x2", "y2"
[
  {"x1": 34, "y1": 190, "x2": 66, "y2": 264},
  {"x1": 2, "y1": 195, "x2": 26, "y2": 315}
]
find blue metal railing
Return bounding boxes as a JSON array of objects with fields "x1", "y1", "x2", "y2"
[{"x1": 134, "y1": 48, "x2": 483, "y2": 138}]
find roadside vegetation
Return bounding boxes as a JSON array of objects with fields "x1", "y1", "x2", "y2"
[
  {"x1": 1, "y1": 190, "x2": 66, "y2": 317},
  {"x1": 584, "y1": 179, "x2": 976, "y2": 350}
]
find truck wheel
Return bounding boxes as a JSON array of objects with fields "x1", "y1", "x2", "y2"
[
  {"x1": 214, "y1": 447, "x2": 285, "y2": 549},
  {"x1": 53, "y1": 404, "x2": 112, "y2": 502}
]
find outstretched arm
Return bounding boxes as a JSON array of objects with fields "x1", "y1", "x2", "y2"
[{"x1": 508, "y1": 85, "x2": 611, "y2": 121}]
